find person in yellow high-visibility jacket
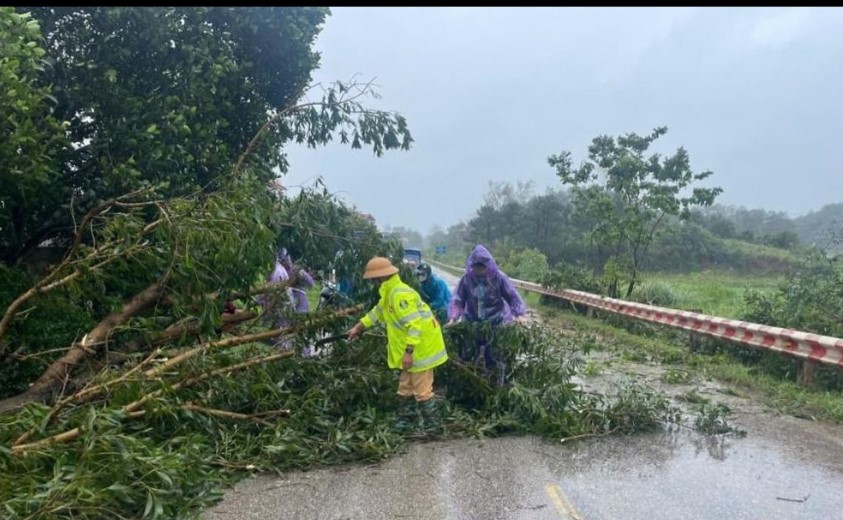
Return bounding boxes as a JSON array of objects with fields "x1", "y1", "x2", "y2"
[{"x1": 347, "y1": 257, "x2": 448, "y2": 432}]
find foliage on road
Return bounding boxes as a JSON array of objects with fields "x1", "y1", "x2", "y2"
[{"x1": 1, "y1": 318, "x2": 692, "y2": 519}]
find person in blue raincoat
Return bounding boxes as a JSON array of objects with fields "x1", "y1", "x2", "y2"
[{"x1": 415, "y1": 263, "x2": 451, "y2": 324}]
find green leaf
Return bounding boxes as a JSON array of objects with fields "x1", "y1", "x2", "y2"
[
  {"x1": 156, "y1": 470, "x2": 173, "y2": 486},
  {"x1": 144, "y1": 492, "x2": 154, "y2": 518}
]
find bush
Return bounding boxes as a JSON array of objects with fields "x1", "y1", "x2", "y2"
[
  {"x1": 742, "y1": 252, "x2": 843, "y2": 338},
  {"x1": 630, "y1": 281, "x2": 683, "y2": 308},
  {"x1": 541, "y1": 262, "x2": 601, "y2": 294},
  {"x1": 731, "y1": 251, "x2": 843, "y2": 390}
]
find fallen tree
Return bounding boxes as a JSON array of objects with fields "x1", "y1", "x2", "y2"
[
  {"x1": 1, "y1": 71, "x2": 410, "y2": 408},
  {"x1": 2, "y1": 316, "x2": 701, "y2": 519}
]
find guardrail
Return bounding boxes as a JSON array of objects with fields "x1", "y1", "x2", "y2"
[{"x1": 428, "y1": 259, "x2": 843, "y2": 385}]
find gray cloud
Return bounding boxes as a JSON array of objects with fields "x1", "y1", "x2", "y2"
[{"x1": 283, "y1": 7, "x2": 843, "y2": 233}]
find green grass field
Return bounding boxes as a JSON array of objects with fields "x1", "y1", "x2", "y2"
[{"x1": 638, "y1": 270, "x2": 781, "y2": 318}]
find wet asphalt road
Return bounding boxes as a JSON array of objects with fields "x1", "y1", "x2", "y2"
[
  {"x1": 432, "y1": 265, "x2": 461, "y2": 293},
  {"x1": 203, "y1": 419, "x2": 843, "y2": 520},
  {"x1": 202, "y1": 265, "x2": 843, "y2": 519}
]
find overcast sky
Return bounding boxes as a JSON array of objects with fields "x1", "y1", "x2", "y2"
[{"x1": 283, "y1": 7, "x2": 843, "y2": 234}]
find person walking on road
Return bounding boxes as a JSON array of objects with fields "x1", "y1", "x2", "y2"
[
  {"x1": 415, "y1": 263, "x2": 452, "y2": 324},
  {"x1": 448, "y1": 244, "x2": 526, "y2": 386},
  {"x1": 346, "y1": 257, "x2": 449, "y2": 433}
]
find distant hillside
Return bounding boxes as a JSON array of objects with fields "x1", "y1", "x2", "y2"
[
  {"x1": 692, "y1": 202, "x2": 843, "y2": 254},
  {"x1": 793, "y1": 203, "x2": 843, "y2": 252}
]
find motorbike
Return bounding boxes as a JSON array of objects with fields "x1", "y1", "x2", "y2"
[{"x1": 316, "y1": 280, "x2": 353, "y2": 311}]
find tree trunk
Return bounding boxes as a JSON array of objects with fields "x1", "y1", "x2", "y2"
[
  {"x1": 52, "y1": 309, "x2": 262, "y2": 403},
  {"x1": 625, "y1": 261, "x2": 638, "y2": 299},
  {"x1": 625, "y1": 278, "x2": 636, "y2": 299},
  {"x1": 608, "y1": 279, "x2": 618, "y2": 299},
  {"x1": 0, "y1": 278, "x2": 166, "y2": 413}
]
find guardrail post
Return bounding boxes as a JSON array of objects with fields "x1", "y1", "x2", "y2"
[
  {"x1": 797, "y1": 360, "x2": 818, "y2": 387},
  {"x1": 586, "y1": 306, "x2": 594, "y2": 318},
  {"x1": 687, "y1": 309, "x2": 702, "y2": 353},
  {"x1": 689, "y1": 332, "x2": 701, "y2": 352}
]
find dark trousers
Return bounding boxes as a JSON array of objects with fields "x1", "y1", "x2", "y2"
[{"x1": 458, "y1": 318, "x2": 506, "y2": 387}]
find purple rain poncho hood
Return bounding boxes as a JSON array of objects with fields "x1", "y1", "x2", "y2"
[
  {"x1": 278, "y1": 248, "x2": 294, "y2": 273},
  {"x1": 448, "y1": 244, "x2": 526, "y2": 323},
  {"x1": 261, "y1": 259, "x2": 293, "y2": 308}
]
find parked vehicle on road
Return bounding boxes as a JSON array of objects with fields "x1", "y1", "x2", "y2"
[{"x1": 403, "y1": 248, "x2": 422, "y2": 267}]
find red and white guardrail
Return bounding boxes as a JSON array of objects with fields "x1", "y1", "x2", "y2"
[{"x1": 430, "y1": 260, "x2": 843, "y2": 369}]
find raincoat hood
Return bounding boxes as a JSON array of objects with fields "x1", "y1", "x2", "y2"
[
  {"x1": 278, "y1": 247, "x2": 294, "y2": 273},
  {"x1": 465, "y1": 245, "x2": 499, "y2": 278},
  {"x1": 449, "y1": 244, "x2": 526, "y2": 323}
]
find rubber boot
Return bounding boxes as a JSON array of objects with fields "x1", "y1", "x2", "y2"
[
  {"x1": 419, "y1": 398, "x2": 443, "y2": 435},
  {"x1": 394, "y1": 398, "x2": 418, "y2": 432}
]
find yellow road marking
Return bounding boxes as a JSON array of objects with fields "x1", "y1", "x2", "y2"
[{"x1": 545, "y1": 483, "x2": 584, "y2": 520}]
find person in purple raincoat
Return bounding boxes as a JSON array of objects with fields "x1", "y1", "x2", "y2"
[
  {"x1": 448, "y1": 244, "x2": 527, "y2": 385},
  {"x1": 279, "y1": 248, "x2": 315, "y2": 313},
  {"x1": 261, "y1": 249, "x2": 294, "y2": 348},
  {"x1": 278, "y1": 247, "x2": 320, "y2": 356}
]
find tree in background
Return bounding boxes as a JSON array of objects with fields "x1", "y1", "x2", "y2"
[
  {"x1": 0, "y1": 9, "x2": 70, "y2": 266},
  {"x1": 452, "y1": 180, "x2": 802, "y2": 279},
  {"x1": 383, "y1": 225, "x2": 425, "y2": 248},
  {"x1": 792, "y1": 203, "x2": 843, "y2": 252},
  {"x1": 3, "y1": 7, "x2": 412, "y2": 266},
  {"x1": 482, "y1": 180, "x2": 535, "y2": 210},
  {"x1": 492, "y1": 242, "x2": 550, "y2": 281},
  {"x1": 549, "y1": 127, "x2": 722, "y2": 297},
  {"x1": 425, "y1": 222, "x2": 470, "y2": 264}
]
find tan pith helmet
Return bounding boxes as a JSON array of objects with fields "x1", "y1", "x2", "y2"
[{"x1": 363, "y1": 257, "x2": 399, "y2": 279}]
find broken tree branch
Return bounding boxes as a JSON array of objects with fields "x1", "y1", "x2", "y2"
[
  {"x1": 0, "y1": 277, "x2": 168, "y2": 413},
  {"x1": 12, "y1": 349, "x2": 298, "y2": 455},
  {"x1": 181, "y1": 403, "x2": 280, "y2": 427},
  {"x1": 0, "y1": 220, "x2": 161, "y2": 356},
  {"x1": 9, "y1": 304, "x2": 362, "y2": 448}
]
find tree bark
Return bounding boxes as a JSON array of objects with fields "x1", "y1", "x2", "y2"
[{"x1": 0, "y1": 278, "x2": 166, "y2": 413}]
